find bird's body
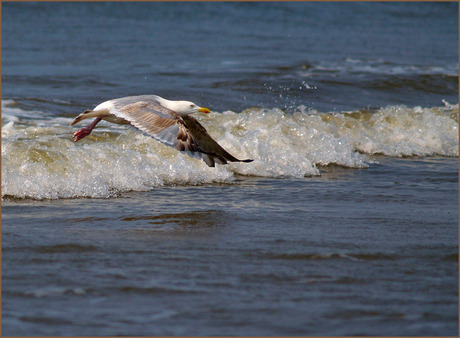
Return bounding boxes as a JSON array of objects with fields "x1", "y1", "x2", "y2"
[{"x1": 71, "y1": 95, "x2": 253, "y2": 167}]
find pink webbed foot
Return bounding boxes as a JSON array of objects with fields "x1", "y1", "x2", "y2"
[
  {"x1": 73, "y1": 127, "x2": 93, "y2": 142},
  {"x1": 72, "y1": 117, "x2": 102, "y2": 142}
]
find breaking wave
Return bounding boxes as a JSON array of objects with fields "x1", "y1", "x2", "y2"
[{"x1": 2, "y1": 99, "x2": 458, "y2": 199}]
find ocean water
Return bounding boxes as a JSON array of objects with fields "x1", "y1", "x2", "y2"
[{"x1": 2, "y1": 2, "x2": 458, "y2": 336}]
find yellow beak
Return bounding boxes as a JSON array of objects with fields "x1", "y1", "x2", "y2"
[{"x1": 198, "y1": 107, "x2": 211, "y2": 114}]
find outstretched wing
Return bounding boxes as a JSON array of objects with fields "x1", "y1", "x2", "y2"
[
  {"x1": 108, "y1": 98, "x2": 202, "y2": 157},
  {"x1": 102, "y1": 96, "x2": 253, "y2": 167},
  {"x1": 182, "y1": 115, "x2": 253, "y2": 167}
]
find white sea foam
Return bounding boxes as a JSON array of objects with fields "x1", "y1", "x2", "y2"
[
  {"x1": 1, "y1": 99, "x2": 45, "y2": 122},
  {"x1": 25, "y1": 286, "x2": 86, "y2": 298},
  {"x1": 299, "y1": 59, "x2": 459, "y2": 77},
  {"x1": 2, "y1": 100, "x2": 458, "y2": 199}
]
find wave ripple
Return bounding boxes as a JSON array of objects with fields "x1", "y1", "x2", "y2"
[{"x1": 2, "y1": 100, "x2": 458, "y2": 199}]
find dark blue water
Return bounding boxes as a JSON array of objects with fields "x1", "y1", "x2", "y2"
[
  {"x1": 2, "y1": 157, "x2": 458, "y2": 336},
  {"x1": 2, "y1": 2, "x2": 458, "y2": 113},
  {"x1": 2, "y1": 2, "x2": 458, "y2": 336}
]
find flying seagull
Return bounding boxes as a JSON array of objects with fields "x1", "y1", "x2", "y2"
[{"x1": 71, "y1": 95, "x2": 253, "y2": 167}]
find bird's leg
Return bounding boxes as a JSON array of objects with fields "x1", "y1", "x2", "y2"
[{"x1": 73, "y1": 117, "x2": 102, "y2": 142}]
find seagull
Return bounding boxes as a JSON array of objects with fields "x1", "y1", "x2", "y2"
[{"x1": 71, "y1": 95, "x2": 253, "y2": 167}]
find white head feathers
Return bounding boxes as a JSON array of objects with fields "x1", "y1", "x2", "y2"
[{"x1": 154, "y1": 96, "x2": 210, "y2": 116}]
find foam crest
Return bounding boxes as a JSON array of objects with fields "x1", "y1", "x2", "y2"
[
  {"x1": 319, "y1": 102, "x2": 459, "y2": 157},
  {"x1": 2, "y1": 127, "x2": 234, "y2": 199},
  {"x1": 1, "y1": 99, "x2": 45, "y2": 123},
  {"x1": 2, "y1": 100, "x2": 458, "y2": 199}
]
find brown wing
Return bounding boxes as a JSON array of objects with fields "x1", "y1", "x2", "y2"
[
  {"x1": 109, "y1": 100, "x2": 202, "y2": 156},
  {"x1": 182, "y1": 115, "x2": 253, "y2": 167},
  {"x1": 106, "y1": 97, "x2": 252, "y2": 167}
]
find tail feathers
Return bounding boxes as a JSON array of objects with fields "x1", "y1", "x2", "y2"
[
  {"x1": 200, "y1": 152, "x2": 253, "y2": 167},
  {"x1": 228, "y1": 157, "x2": 254, "y2": 164},
  {"x1": 222, "y1": 152, "x2": 253, "y2": 164},
  {"x1": 213, "y1": 148, "x2": 253, "y2": 164}
]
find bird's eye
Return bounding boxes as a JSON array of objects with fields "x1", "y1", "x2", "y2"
[{"x1": 190, "y1": 104, "x2": 194, "y2": 108}]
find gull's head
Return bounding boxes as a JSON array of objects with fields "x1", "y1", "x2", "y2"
[
  {"x1": 176, "y1": 101, "x2": 211, "y2": 117},
  {"x1": 159, "y1": 97, "x2": 211, "y2": 117}
]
